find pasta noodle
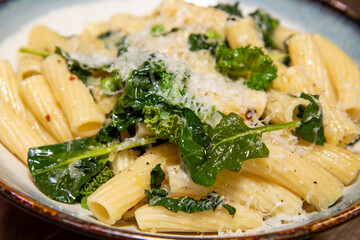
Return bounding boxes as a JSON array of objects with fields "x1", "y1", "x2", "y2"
[
  {"x1": 19, "y1": 74, "x2": 73, "y2": 142},
  {"x1": 42, "y1": 54, "x2": 105, "y2": 137},
  {"x1": 87, "y1": 143, "x2": 179, "y2": 225},
  {"x1": 135, "y1": 202, "x2": 263, "y2": 232}
]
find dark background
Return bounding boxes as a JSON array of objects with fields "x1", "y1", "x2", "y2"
[{"x1": 1, "y1": 0, "x2": 360, "y2": 239}]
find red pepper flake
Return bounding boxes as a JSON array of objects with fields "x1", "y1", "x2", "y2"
[
  {"x1": 69, "y1": 75, "x2": 76, "y2": 81},
  {"x1": 245, "y1": 109, "x2": 257, "y2": 120},
  {"x1": 45, "y1": 114, "x2": 51, "y2": 122}
]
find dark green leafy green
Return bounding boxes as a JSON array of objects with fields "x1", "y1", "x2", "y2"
[
  {"x1": 180, "y1": 113, "x2": 269, "y2": 186},
  {"x1": 145, "y1": 164, "x2": 236, "y2": 217},
  {"x1": 250, "y1": 9, "x2": 280, "y2": 48},
  {"x1": 180, "y1": 94, "x2": 324, "y2": 186},
  {"x1": 146, "y1": 190, "x2": 225, "y2": 213},
  {"x1": 143, "y1": 105, "x2": 182, "y2": 142},
  {"x1": 97, "y1": 55, "x2": 323, "y2": 187},
  {"x1": 214, "y1": 2, "x2": 242, "y2": 17},
  {"x1": 28, "y1": 137, "x2": 156, "y2": 203},
  {"x1": 188, "y1": 32, "x2": 220, "y2": 55},
  {"x1": 222, "y1": 204, "x2": 236, "y2": 216},
  {"x1": 282, "y1": 36, "x2": 294, "y2": 66},
  {"x1": 28, "y1": 138, "x2": 109, "y2": 203},
  {"x1": 215, "y1": 44, "x2": 277, "y2": 91},
  {"x1": 115, "y1": 36, "x2": 128, "y2": 56},
  {"x1": 97, "y1": 31, "x2": 112, "y2": 39},
  {"x1": 150, "y1": 164, "x2": 165, "y2": 189},
  {"x1": 296, "y1": 93, "x2": 325, "y2": 145},
  {"x1": 79, "y1": 165, "x2": 114, "y2": 209},
  {"x1": 96, "y1": 55, "x2": 192, "y2": 143}
]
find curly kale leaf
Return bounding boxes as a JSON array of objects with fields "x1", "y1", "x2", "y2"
[
  {"x1": 143, "y1": 105, "x2": 182, "y2": 142},
  {"x1": 79, "y1": 165, "x2": 114, "y2": 209},
  {"x1": 215, "y1": 44, "x2": 277, "y2": 91},
  {"x1": 96, "y1": 56, "x2": 192, "y2": 143},
  {"x1": 214, "y1": 2, "x2": 242, "y2": 17},
  {"x1": 145, "y1": 164, "x2": 236, "y2": 217},
  {"x1": 250, "y1": 9, "x2": 280, "y2": 48}
]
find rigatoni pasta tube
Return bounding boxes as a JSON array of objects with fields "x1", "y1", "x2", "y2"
[
  {"x1": 242, "y1": 143, "x2": 344, "y2": 210},
  {"x1": 0, "y1": 60, "x2": 23, "y2": 109},
  {"x1": 288, "y1": 33, "x2": 336, "y2": 102},
  {"x1": 271, "y1": 65, "x2": 359, "y2": 146},
  {"x1": 87, "y1": 143, "x2": 180, "y2": 225},
  {"x1": 135, "y1": 202, "x2": 263, "y2": 233},
  {"x1": 167, "y1": 165, "x2": 302, "y2": 216},
  {"x1": 110, "y1": 149, "x2": 140, "y2": 174},
  {"x1": 17, "y1": 52, "x2": 43, "y2": 80},
  {"x1": 321, "y1": 103, "x2": 360, "y2": 146},
  {"x1": 0, "y1": 59, "x2": 56, "y2": 144},
  {"x1": 272, "y1": 25, "x2": 298, "y2": 51},
  {"x1": 264, "y1": 90, "x2": 309, "y2": 124},
  {"x1": 109, "y1": 14, "x2": 151, "y2": 35},
  {"x1": 225, "y1": 16, "x2": 264, "y2": 49},
  {"x1": 272, "y1": 65, "x2": 320, "y2": 97},
  {"x1": 300, "y1": 142, "x2": 360, "y2": 185},
  {"x1": 42, "y1": 54, "x2": 105, "y2": 137},
  {"x1": 313, "y1": 34, "x2": 360, "y2": 121},
  {"x1": 159, "y1": 0, "x2": 228, "y2": 37},
  {"x1": 28, "y1": 25, "x2": 66, "y2": 53},
  {"x1": 19, "y1": 75, "x2": 73, "y2": 142},
  {"x1": 0, "y1": 103, "x2": 46, "y2": 163}
]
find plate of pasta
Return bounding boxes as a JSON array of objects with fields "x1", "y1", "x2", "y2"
[{"x1": 0, "y1": 0, "x2": 360, "y2": 239}]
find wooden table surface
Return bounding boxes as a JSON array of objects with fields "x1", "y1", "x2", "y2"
[{"x1": 1, "y1": 0, "x2": 360, "y2": 240}]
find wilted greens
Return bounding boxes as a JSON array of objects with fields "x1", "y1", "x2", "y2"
[
  {"x1": 145, "y1": 164, "x2": 236, "y2": 216},
  {"x1": 215, "y1": 44, "x2": 277, "y2": 91},
  {"x1": 28, "y1": 137, "x2": 156, "y2": 203}
]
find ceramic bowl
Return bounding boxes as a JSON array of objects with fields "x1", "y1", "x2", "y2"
[{"x1": 0, "y1": 0, "x2": 359, "y2": 239}]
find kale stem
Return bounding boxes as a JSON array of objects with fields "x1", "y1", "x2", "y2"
[
  {"x1": 255, "y1": 120, "x2": 300, "y2": 134},
  {"x1": 19, "y1": 47, "x2": 50, "y2": 57},
  {"x1": 33, "y1": 137, "x2": 156, "y2": 175}
]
